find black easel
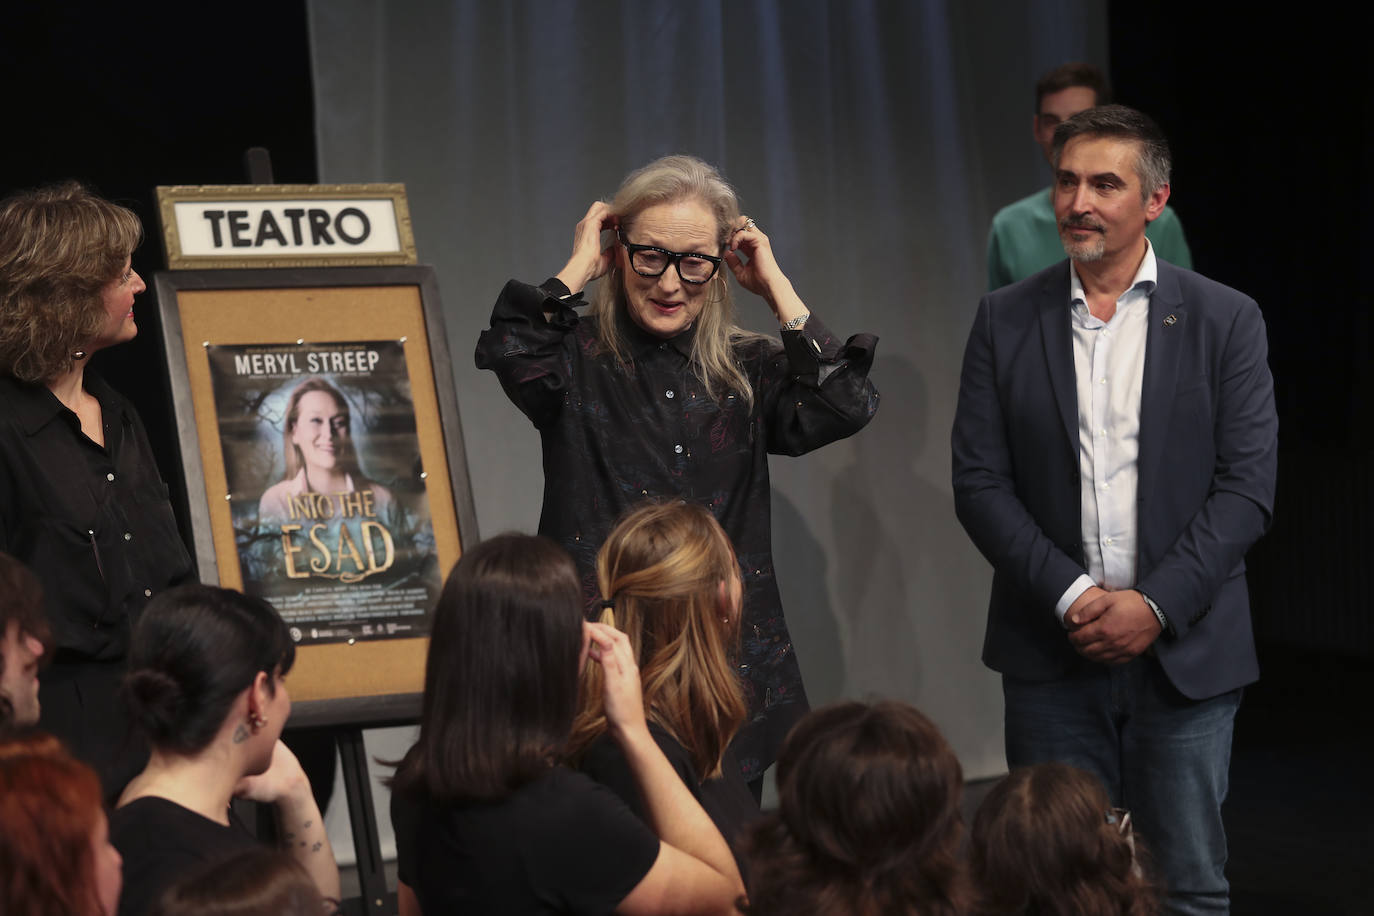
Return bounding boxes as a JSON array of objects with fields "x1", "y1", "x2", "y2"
[{"x1": 338, "y1": 727, "x2": 390, "y2": 916}]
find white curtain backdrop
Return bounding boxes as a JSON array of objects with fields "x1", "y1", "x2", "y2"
[{"x1": 306, "y1": 0, "x2": 1106, "y2": 854}]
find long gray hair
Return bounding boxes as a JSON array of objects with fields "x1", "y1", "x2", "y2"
[{"x1": 590, "y1": 155, "x2": 764, "y2": 409}]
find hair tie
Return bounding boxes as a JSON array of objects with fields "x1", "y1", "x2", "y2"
[{"x1": 597, "y1": 599, "x2": 616, "y2": 627}]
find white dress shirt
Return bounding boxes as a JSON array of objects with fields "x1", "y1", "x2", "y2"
[{"x1": 1055, "y1": 241, "x2": 1157, "y2": 623}]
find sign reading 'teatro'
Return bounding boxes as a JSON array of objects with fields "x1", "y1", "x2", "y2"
[{"x1": 156, "y1": 183, "x2": 416, "y2": 269}]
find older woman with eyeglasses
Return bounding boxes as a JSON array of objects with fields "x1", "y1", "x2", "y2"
[{"x1": 475, "y1": 155, "x2": 879, "y2": 784}]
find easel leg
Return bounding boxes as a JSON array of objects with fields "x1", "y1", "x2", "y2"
[{"x1": 339, "y1": 727, "x2": 392, "y2": 916}]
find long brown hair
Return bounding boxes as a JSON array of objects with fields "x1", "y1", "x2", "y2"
[
  {"x1": 392, "y1": 534, "x2": 584, "y2": 803},
  {"x1": 971, "y1": 762, "x2": 1157, "y2": 916},
  {"x1": 743, "y1": 701, "x2": 973, "y2": 916},
  {"x1": 567, "y1": 501, "x2": 746, "y2": 780},
  {"x1": 589, "y1": 155, "x2": 766, "y2": 409},
  {"x1": 0, "y1": 732, "x2": 108, "y2": 916}
]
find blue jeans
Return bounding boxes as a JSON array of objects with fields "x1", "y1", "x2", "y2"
[{"x1": 1003, "y1": 658, "x2": 1241, "y2": 916}]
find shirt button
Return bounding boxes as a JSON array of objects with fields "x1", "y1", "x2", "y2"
[
  {"x1": 124, "y1": 532, "x2": 133, "y2": 540},
  {"x1": 144, "y1": 588, "x2": 153, "y2": 597},
  {"x1": 1105, "y1": 536, "x2": 1115, "y2": 545},
  {"x1": 106, "y1": 472, "x2": 116, "y2": 482},
  {"x1": 665, "y1": 390, "x2": 675, "y2": 399},
  {"x1": 673, "y1": 445, "x2": 683, "y2": 454}
]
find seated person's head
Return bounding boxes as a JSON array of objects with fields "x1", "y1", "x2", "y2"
[
  {"x1": 971, "y1": 762, "x2": 1155, "y2": 916},
  {"x1": 152, "y1": 847, "x2": 331, "y2": 916},
  {"x1": 122, "y1": 584, "x2": 296, "y2": 773},
  {"x1": 571, "y1": 500, "x2": 746, "y2": 777},
  {"x1": 0, "y1": 732, "x2": 123, "y2": 916},
  {"x1": 0, "y1": 552, "x2": 49, "y2": 732},
  {"x1": 744, "y1": 700, "x2": 970, "y2": 916},
  {"x1": 397, "y1": 533, "x2": 584, "y2": 802}
]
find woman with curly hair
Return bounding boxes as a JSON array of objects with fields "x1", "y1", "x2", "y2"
[
  {"x1": 0, "y1": 731, "x2": 125, "y2": 916},
  {"x1": 567, "y1": 500, "x2": 756, "y2": 874},
  {"x1": 971, "y1": 762, "x2": 1157, "y2": 916},
  {"x1": 0, "y1": 183, "x2": 193, "y2": 796},
  {"x1": 743, "y1": 700, "x2": 972, "y2": 916}
]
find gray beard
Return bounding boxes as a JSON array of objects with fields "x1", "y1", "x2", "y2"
[{"x1": 1063, "y1": 235, "x2": 1105, "y2": 263}]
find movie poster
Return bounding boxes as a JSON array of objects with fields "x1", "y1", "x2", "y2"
[{"x1": 207, "y1": 340, "x2": 439, "y2": 646}]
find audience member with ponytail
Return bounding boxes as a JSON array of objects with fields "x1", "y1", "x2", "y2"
[
  {"x1": 567, "y1": 501, "x2": 757, "y2": 873},
  {"x1": 971, "y1": 762, "x2": 1157, "y2": 916},
  {"x1": 389, "y1": 533, "x2": 744, "y2": 915},
  {"x1": 111, "y1": 584, "x2": 339, "y2": 916},
  {"x1": 0, "y1": 731, "x2": 124, "y2": 916},
  {"x1": 743, "y1": 700, "x2": 973, "y2": 916}
]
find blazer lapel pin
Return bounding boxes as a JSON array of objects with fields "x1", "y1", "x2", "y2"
[{"x1": 1163, "y1": 314, "x2": 1178, "y2": 326}]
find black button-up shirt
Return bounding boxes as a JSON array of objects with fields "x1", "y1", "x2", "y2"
[
  {"x1": 476, "y1": 279, "x2": 879, "y2": 776},
  {"x1": 0, "y1": 373, "x2": 194, "y2": 661}
]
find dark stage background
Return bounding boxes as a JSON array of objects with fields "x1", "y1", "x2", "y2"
[{"x1": 3, "y1": 2, "x2": 1369, "y2": 911}]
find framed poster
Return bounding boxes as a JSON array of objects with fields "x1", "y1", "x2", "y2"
[{"x1": 156, "y1": 266, "x2": 477, "y2": 726}]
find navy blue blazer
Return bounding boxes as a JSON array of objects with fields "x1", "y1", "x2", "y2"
[{"x1": 952, "y1": 258, "x2": 1278, "y2": 700}]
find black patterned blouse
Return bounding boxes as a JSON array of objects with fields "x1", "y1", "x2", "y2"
[{"x1": 475, "y1": 278, "x2": 879, "y2": 777}]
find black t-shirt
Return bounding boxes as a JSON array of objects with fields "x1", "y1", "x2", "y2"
[
  {"x1": 578, "y1": 722, "x2": 759, "y2": 880},
  {"x1": 392, "y1": 766, "x2": 660, "y2": 914},
  {"x1": 110, "y1": 796, "x2": 258, "y2": 916}
]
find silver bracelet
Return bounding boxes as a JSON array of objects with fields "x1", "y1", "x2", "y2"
[{"x1": 781, "y1": 312, "x2": 810, "y2": 331}]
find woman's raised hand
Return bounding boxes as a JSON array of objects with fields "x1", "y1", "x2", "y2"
[
  {"x1": 723, "y1": 216, "x2": 808, "y2": 326},
  {"x1": 584, "y1": 621, "x2": 649, "y2": 742},
  {"x1": 555, "y1": 201, "x2": 617, "y2": 295}
]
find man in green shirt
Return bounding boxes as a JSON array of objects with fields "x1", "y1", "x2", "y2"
[{"x1": 986, "y1": 62, "x2": 1191, "y2": 291}]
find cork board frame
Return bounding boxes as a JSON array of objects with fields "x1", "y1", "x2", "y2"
[{"x1": 155, "y1": 266, "x2": 477, "y2": 728}]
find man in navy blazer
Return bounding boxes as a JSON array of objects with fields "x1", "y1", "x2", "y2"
[{"x1": 953, "y1": 106, "x2": 1277, "y2": 915}]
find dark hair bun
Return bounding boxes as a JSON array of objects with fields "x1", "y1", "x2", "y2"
[
  {"x1": 123, "y1": 668, "x2": 186, "y2": 742},
  {"x1": 124, "y1": 584, "x2": 295, "y2": 754}
]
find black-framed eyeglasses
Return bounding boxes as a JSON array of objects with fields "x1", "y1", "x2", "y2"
[{"x1": 617, "y1": 229, "x2": 723, "y2": 285}]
